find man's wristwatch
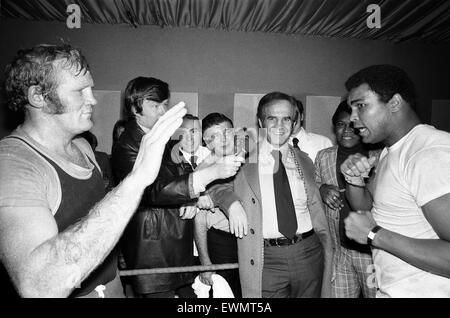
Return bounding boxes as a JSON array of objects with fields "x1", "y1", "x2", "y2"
[{"x1": 367, "y1": 225, "x2": 382, "y2": 247}]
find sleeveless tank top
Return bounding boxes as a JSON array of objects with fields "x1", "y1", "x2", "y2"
[{"x1": 6, "y1": 136, "x2": 117, "y2": 297}]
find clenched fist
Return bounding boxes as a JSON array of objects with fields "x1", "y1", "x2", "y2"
[
  {"x1": 340, "y1": 153, "x2": 377, "y2": 186},
  {"x1": 344, "y1": 210, "x2": 377, "y2": 244}
]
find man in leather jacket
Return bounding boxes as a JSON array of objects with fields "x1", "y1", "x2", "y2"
[{"x1": 111, "y1": 77, "x2": 243, "y2": 297}]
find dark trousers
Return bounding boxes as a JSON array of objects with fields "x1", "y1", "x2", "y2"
[
  {"x1": 207, "y1": 228, "x2": 242, "y2": 298},
  {"x1": 262, "y1": 233, "x2": 324, "y2": 298}
]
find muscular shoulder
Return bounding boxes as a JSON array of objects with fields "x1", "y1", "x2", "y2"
[
  {"x1": 399, "y1": 125, "x2": 450, "y2": 167},
  {"x1": 0, "y1": 135, "x2": 54, "y2": 176},
  {"x1": 0, "y1": 135, "x2": 59, "y2": 212},
  {"x1": 396, "y1": 125, "x2": 450, "y2": 206}
]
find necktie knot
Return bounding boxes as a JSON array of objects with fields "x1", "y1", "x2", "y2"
[
  {"x1": 292, "y1": 138, "x2": 299, "y2": 149},
  {"x1": 271, "y1": 150, "x2": 282, "y2": 162}
]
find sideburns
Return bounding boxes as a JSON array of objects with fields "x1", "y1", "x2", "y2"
[{"x1": 44, "y1": 89, "x2": 66, "y2": 115}]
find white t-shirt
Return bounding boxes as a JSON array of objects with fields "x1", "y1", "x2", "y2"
[
  {"x1": 372, "y1": 124, "x2": 450, "y2": 297},
  {"x1": 290, "y1": 127, "x2": 333, "y2": 163}
]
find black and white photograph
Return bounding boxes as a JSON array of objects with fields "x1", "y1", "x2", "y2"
[{"x1": 0, "y1": 0, "x2": 449, "y2": 304}]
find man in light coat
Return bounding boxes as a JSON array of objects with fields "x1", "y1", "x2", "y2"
[{"x1": 211, "y1": 92, "x2": 332, "y2": 298}]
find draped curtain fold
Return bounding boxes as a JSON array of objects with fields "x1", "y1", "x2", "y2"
[{"x1": 2, "y1": 0, "x2": 449, "y2": 43}]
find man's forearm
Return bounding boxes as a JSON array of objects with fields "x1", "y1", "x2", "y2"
[
  {"x1": 149, "y1": 172, "x2": 197, "y2": 206},
  {"x1": 194, "y1": 214, "x2": 213, "y2": 266},
  {"x1": 193, "y1": 166, "x2": 218, "y2": 191},
  {"x1": 346, "y1": 184, "x2": 373, "y2": 211},
  {"x1": 373, "y1": 229, "x2": 450, "y2": 279},
  {"x1": 207, "y1": 183, "x2": 239, "y2": 217},
  {"x1": 22, "y1": 173, "x2": 145, "y2": 297}
]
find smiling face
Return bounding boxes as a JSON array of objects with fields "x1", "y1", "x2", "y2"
[
  {"x1": 348, "y1": 83, "x2": 392, "y2": 144},
  {"x1": 259, "y1": 99, "x2": 295, "y2": 147},
  {"x1": 203, "y1": 121, "x2": 235, "y2": 157},
  {"x1": 48, "y1": 62, "x2": 97, "y2": 135},
  {"x1": 179, "y1": 118, "x2": 202, "y2": 154},
  {"x1": 334, "y1": 111, "x2": 361, "y2": 148}
]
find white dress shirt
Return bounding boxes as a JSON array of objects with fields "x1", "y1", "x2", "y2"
[
  {"x1": 179, "y1": 146, "x2": 211, "y2": 168},
  {"x1": 258, "y1": 139, "x2": 313, "y2": 239},
  {"x1": 290, "y1": 127, "x2": 333, "y2": 163},
  {"x1": 179, "y1": 146, "x2": 211, "y2": 196}
]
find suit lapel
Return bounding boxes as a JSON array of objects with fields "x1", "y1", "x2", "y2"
[
  {"x1": 293, "y1": 146, "x2": 318, "y2": 201},
  {"x1": 244, "y1": 145, "x2": 314, "y2": 204},
  {"x1": 331, "y1": 147, "x2": 338, "y2": 185}
]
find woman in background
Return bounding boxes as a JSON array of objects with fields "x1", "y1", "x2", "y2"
[{"x1": 315, "y1": 100, "x2": 380, "y2": 298}]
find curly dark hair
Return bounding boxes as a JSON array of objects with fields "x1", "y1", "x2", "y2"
[
  {"x1": 345, "y1": 64, "x2": 416, "y2": 109},
  {"x1": 4, "y1": 44, "x2": 89, "y2": 113},
  {"x1": 332, "y1": 99, "x2": 352, "y2": 126}
]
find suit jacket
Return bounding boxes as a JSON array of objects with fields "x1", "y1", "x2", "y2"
[
  {"x1": 315, "y1": 146, "x2": 381, "y2": 249},
  {"x1": 315, "y1": 146, "x2": 381, "y2": 282},
  {"x1": 211, "y1": 144, "x2": 333, "y2": 298}
]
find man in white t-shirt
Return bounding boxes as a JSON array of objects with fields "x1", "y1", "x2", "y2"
[
  {"x1": 289, "y1": 98, "x2": 333, "y2": 163},
  {"x1": 340, "y1": 64, "x2": 450, "y2": 297}
]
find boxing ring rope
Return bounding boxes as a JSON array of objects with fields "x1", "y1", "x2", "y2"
[{"x1": 119, "y1": 263, "x2": 239, "y2": 276}]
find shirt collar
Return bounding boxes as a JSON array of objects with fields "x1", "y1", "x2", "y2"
[
  {"x1": 293, "y1": 127, "x2": 307, "y2": 141},
  {"x1": 179, "y1": 146, "x2": 210, "y2": 162},
  {"x1": 259, "y1": 138, "x2": 289, "y2": 159}
]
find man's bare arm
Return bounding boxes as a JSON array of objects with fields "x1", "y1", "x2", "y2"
[
  {"x1": 194, "y1": 210, "x2": 215, "y2": 286},
  {"x1": 194, "y1": 211, "x2": 213, "y2": 267},
  {"x1": 0, "y1": 176, "x2": 144, "y2": 297},
  {"x1": 345, "y1": 193, "x2": 450, "y2": 279},
  {"x1": 341, "y1": 153, "x2": 376, "y2": 211},
  {"x1": 372, "y1": 193, "x2": 450, "y2": 278},
  {"x1": 345, "y1": 183, "x2": 373, "y2": 211},
  {"x1": 207, "y1": 181, "x2": 248, "y2": 238},
  {"x1": 0, "y1": 102, "x2": 186, "y2": 297}
]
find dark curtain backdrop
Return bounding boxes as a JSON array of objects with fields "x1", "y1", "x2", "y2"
[{"x1": 2, "y1": 0, "x2": 450, "y2": 43}]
